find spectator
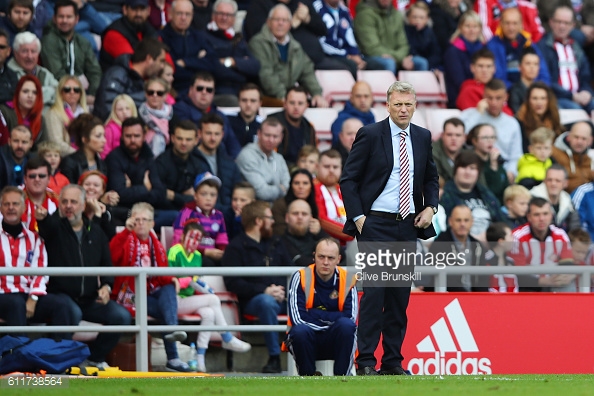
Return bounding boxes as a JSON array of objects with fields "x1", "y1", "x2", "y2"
[
  {"x1": 443, "y1": 10, "x2": 485, "y2": 108},
  {"x1": 0, "y1": 0, "x2": 33, "y2": 45},
  {"x1": 37, "y1": 184, "x2": 131, "y2": 368},
  {"x1": 148, "y1": 0, "x2": 173, "y2": 30},
  {"x1": 101, "y1": 94, "x2": 138, "y2": 159},
  {"x1": 224, "y1": 181, "x2": 255, "y2": 240},
  {"x1": 295, "y1": 145, "x2": 319, "y2": 177},
  {"x1": 485, "y1": 7, "x2": 549, "y2": 90},
  {"x1": 190, "y1": 0, "x2": 212, "y2": 30},
  {"x1": 500, "y1": 184, "x2": 530, "y2": 229},
  {"x1": 195, "y1": 113, "x2": 242, "y2": 213},
  {"x1": 281, "y1": 199, "x2": 326, "y2": 266},
  {"x1": 0, "y1": 28, "x2": 18, "y2": 105},
  {"x1": 159, "y1": 62, "x2": 176, "y2": 104},
  {"x1": 285, "y1": 237, "x2": 357, "y2": 376},
  {"x1": 36, "y1": 141, "x2": 69, "y2": 194},
  {"x1": 228, "y1": 83, "x2": 263, "y2": 148},
  {"x1": 516, "y1": 127, "x2": 555, "y2": 189},
  {"x1": 60, "y1": 114, "x2": 107, "y2": 184},
  {"x1": 204, "y1": 0, "x2": 261, "y2": 106},
  {"x1": 332, "y1": 118, "x2": 362, "y2": 168},
  {"x1": 551, "y1": 121, "x2": 594, "y2": 193},
  {"x1": 248, "y1": 4, "x2": 327, "y2": 107},
  {"x1": 539, "y1": 4, "x2": 594, "y2": 112},
  {"x1": 110, "y1": 202, "x2": 192, "y2": 372},
  {"x1": 0, "y1": 186, "x2": 73, "y2": 335},
  {"x1": 460, "y1": 78, "x2": 522, "y2": 182},
  {"x1": 404, "y1": 1, "x2": 442, "y2": 71},
  {"x1": 508, "y1": 47, "x2": 542, "y2": 114},
  {"x1": 353, "y1": 0, "x2": 409, "y2": 75},
  {"x1": 429, "y1": 0, "x2": 472, "y2": 55},
  {"x1": 21, "y1": 157, "x2": 58, "y2": 233},
  {"x1": 155, "y1": 119, "x2": 203, "y2": 211},
  {"x1": 272, "y1": 168, "x2": 318, "y2": 236},
  {"x1": 515, "y1": 82, "x2": 563, "y2": 153},
  {"x1": 456, "y1": 49, "x2": 505, "y2": 112},
  {"x1": 44, "y1": 75, "x2": 88, "y2": 156},
  {"x1": 40, "y1": 0, "x2": 102, "y2": 105},
  {"x1": 236, "y1": 117, "x2": 290, "y2": 202},
  {"x1": 432, "y1": 117, "x2": 467, "y2": 184},
  {"x1": 475, "y1": 0, "x2": 545, "y2": 43},
  {"x1": 94, "y1": 38, "x2": 167, "y2": 121},
  {"x1": 568, "y1": 228, "x2": 594, "y2": 268},
  {"x1": 0, "y1": 125, "x2": 32, "y2": 187},
  {"x1": 531, "y1": 164, "x2": 581, "y2": 232},
  {"x1": 510, "y1": 196, "x2": 575, "y2": 291},
  {"x1": 538, "y1": 0, "x2": 594, "y2": 46},
  {"x1": 78, "y1": 170, "x2": 118, "y2": 240},
  {"x1": 88, "y1": 0, "x2": 124, "y2": 26},
  {"x1": 572, "y1": 179, "x2": 594, "y2": 240},
  {"x1": 484, "y1": 221, "x2": 517, "y2": 293},
  {"x1": 7, "y1": 32, "x2": 58, "y2": 107},
  {"x1": 139, "y1": 77, "x2": 173, "y2": 157},
  {"x1": 330, "y1": 81, "x2": 375, "y2": 145},
  {"x1": 222, "y1": 200, "x2": 293, "y2": 373},
  {"x1": 172, "y1": 71, "x2": 242, "y2": 159}
]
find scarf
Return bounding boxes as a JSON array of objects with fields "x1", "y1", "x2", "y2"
[
  {"x1": 207, "y1": 20, "x2": 235, "y2": 40},
  {"x1": 319, "y1": 184, "x2": 347, "y2": 224},
  {"x1": 139, "y1": 102, "x2": 172, "y2": 155}
]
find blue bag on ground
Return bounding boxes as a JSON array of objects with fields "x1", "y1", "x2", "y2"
[{"x1": 0, "y1": 335, "x2": 90, "y2": 374}]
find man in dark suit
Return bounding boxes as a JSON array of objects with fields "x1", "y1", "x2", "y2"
[{"x1": 340, "y1": 81, "x2": 439, "y2": 375}]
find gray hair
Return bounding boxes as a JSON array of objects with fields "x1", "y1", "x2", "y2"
[
  {"x1": 268, "y1": 3, "x2": 292, "y2": 20},
  {"x1": 60, "y1": 184, "x2": 86, "y2": 202},
  {"x1": 131, "y1": 202, "x2": 155, "y2": 218},
  {"x1": 13, "y1": 31, "x2": 41, "y2": 53},
  {"x1": 213, "y1": 0, "x2": 238, "y2": 14},
  {"x1": 386, "y1": 81, "x2": 416, "y2": 102}
]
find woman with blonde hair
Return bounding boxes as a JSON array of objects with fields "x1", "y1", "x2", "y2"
[
  {"x1": 102, "y1": 94, "x2": 138, "y2": 159},
  {"x1": 44, "y1": 75, "x2": 88, "y2": 156}
]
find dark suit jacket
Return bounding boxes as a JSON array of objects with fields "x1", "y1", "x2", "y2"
[{"x1": 340, "y1": 118, "x2": 439, "y2": 239}]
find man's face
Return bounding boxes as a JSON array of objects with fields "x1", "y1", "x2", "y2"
[
  {"x1": 9, "y1": 130, "x2": 32, "y2": 161},
  {"x1": 470, "y1": 58, "x2": 495, "y2": 84},
  {"x1": 567, "y1": 122, "x2": 593, "y2": 154},
  {"x1": 286, "y1": 200, "x2": 311, "y2": 237},
  {"x1": 550, "y1": 8, "x2": 575, "y2": 41},
  {"x1": 314, "y1": 241, "x2": 341, "y2": 280},
  {"x1": 0, "y1": 36, "x2": 11, "y2": 66},
  {"x1": 317, "y1": 155, "x2": 342, "y2": 187},
  {"x1": 59, "y1": 187, "x2": 85, "y2": 226},
  {"x1": 260, "y1": 208, "x2": 274, "y2": 239},
  {"x1": 519, "y1": 53, "x2": 540, "y2": 81},
  {"x1": 527, "y1": 203, "x2": 553, "y2": 235},
  {"x1": 501, "y1": 9, "x2": 522, "y2": 40},
  {"x1": 441, "y1": 123, "x2": 466, "y2": 155},
  {"x1": 14, "y1": 42, "x2": 39, "y2": 74},
  {"x1": 9, "y1": 6, "x2": 32, "y2": 30},
  {"x1": 484, "y1": 88, "x2": 507, "y2": 117},
  {"x1": 124, "y1": 5, "x2": 150, "y2": 28},
  {"x1": 544, "y1": 169, "x2": 567, "y2": 197},
  {"x1": 239, "y1": 89, "x2": 261, "y2": 119},
  {"x1": 257, "y1": 124, "x2": 283, "y2": 155},
  {"x1": 339, "y1": 119, "x2": 362, "y2": 152},
  {"x1": 132, "y1": 209, "x2": 154, "y2": 240},
  {"x1": 189, "y1": 78, "x2": 215, "y2": 111},
  {"x1": 172, "y1": 127, "x2": 198, "y2": 157},
  {"x1": 199, "y1": 122, "x2": 224, "y2": 152},
  {"x1": 122, "y1": 124, "x2": 145, "y2": 156},
  {"x1": 350, "y1": 82, "x2": 373, "y2": 113},
  {"x1": 24, "y1": 166, "x2": 49, "y2": 196},
  {"x1": 213, "y1": 2, "x2": 236, "y2": 31},
  {"x1": 387, "y1": 91, "x2": 416, "y2": 130},
  {"x1": 267, "y1": 7, "x2": 291, "y2": 41},
  {"x1": 0, "y1": 191, "x2": 24, "y2": 225},
  {"x1": 448, "y1": 206, "x2": 473, "y2": 240},
  {"x1": 171, "y1": 0, "x2": 193, "y2": 32},
  {"x1": 454, "y1": 164, "x2": 479, "y2": 190},
  {"x1": 54, "y1": 5, "x2": 79, "y2": 35},
  {"x1": 284, "y1": 91, "x2": 308, "y2": 122},
  {"x1": 143, "y1": 49, "x2": 167, "y2": 78}
]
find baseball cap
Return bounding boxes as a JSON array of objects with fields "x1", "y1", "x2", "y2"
[
  {"x1": 125, "y1": 0, "x2": 149, "y2": 7},
  {"x1": 194, "y1": 172, "x2": 222, "y2": 189}
]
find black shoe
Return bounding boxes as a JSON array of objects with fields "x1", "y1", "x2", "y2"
[
  {"x1": 262, "y1": 356, "x2": 282, "y2": 373},
  {"x1": 380, "y1": 366, "x2": 408, "y2": 375},
  {"x1": 356, "y1": 366, "x2": 379, "y2": 376}
]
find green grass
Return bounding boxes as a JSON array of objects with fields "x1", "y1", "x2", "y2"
[{"x1": 3, "y1": 375, "x2": 594, "y2": 396}]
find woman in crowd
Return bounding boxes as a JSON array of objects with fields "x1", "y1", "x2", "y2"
[
  {"x1": 78, "y1": 170, "x2": 118, "y2": 240},
  {"x1": 139, "y1": 77, "x2": 173, "y2": 157},
  {"x1": 272, "y1": 169, "x2": 319, "y2": 235}
]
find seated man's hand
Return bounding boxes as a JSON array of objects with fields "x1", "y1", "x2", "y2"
[
  {"x1": 311, "y1": 95, "x2": 329, "y2": 108},
  {"x1": 26, "y1": 296, "x2": 37, "y2": 318},
  {"x1": 204, "y1": 248, "x2": 224, "y2": 260},
  {"x1": 265, "y1": 284, "x2": 285, "y2": 302},
  {"x1": 96, "y1": 285, "x2": 111, "y2": 305}
]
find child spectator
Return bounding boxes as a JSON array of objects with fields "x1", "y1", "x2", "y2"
[
  {"x1": 101, "y1": 94, "x2": 138, "y2": 159},
  {"x1": 568, "y1": 228, "x2": 594, "y2": 267},
  {"x1": 508, "y1": 47, "x2": 540, "y2": 114},
  {"x1": 170, "y1": 220, "x2": 251, "y2": 373},
  {"x1": 516, "y1": 127, "x2": 554, "y2": 189},
  {"x1": 37, "y1": 141, "x2": 69, "y2": 194},
  {"x1": 224, "y1": 182, "x2": 256, "y2": 241},
  {"x1": 173, "y1": 172, "x2": 229, "y2": 266},
  {"x1": 160, "y1": 60, "x2": 177, "y2": 105},
  {"x1": 501, "y1": 184, "x2": 531, "y2": 229},
  {"x1": 404, "y1": 1, "x2": 442, "y2": 71},
  {"x1": 485, "y1": 222, "x2": 518, "y2": 293},
  {"x1": 295, "y1": 145, "x2": 319, "y2": 177}
]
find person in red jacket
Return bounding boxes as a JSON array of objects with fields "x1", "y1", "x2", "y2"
[{"x1": 474, "y1": 0, "x2": 544, "y2": 42}]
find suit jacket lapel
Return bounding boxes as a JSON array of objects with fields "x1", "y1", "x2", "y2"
[
  {"x1": 381, "y1": 118, "x2": 394, "y2": 170},
  {"x1": 410, "y1": 124, "x2": 422, "y2": 186}
]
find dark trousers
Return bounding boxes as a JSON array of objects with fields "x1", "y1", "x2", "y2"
[
  {"x1": 356, "y1": 214, "x2": 415, "y2": 370},
  {"x1": 147, "y1": 284, "x2": 179, "y2": 360},
  {"x1": 288, "y1": 317, "x2": 357, "y2": 376}
]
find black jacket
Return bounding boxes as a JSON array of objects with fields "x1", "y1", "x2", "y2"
[
  {"x1": 228, "y1": 114, "x2": 261, "y2": 148},
  {"x1": 60, "y1": 149, "x2": 108, "y2": 184},
  {"x1": 105, "y1": 142, "x2": 167, "y2": 208},
  {"x1": 39, "y1": 213, "x2": 114, "y2": 302},
  {"x1": 99, "y1": 17, "x2": 159, "y2": 70},
  {"x1": 155, "y1": 147, "x2": 207, "y2": 210},
  {"x1": 0, "y1": 144, "x2": 29, "y2": 188},
  {"x1": 0, "y1": 65, "x2": 18, "y2": 105}
]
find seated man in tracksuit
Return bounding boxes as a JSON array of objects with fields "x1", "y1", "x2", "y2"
[{"x1": 285, "y1": 238, "x2": 358, "y2": 376}]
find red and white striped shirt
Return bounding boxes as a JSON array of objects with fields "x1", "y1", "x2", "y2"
[
  {"x1": 22, "y1": 193, "x2": 58, "y2": 232},
  {"x1": 555, "y1": 41, "x2": 580, "y2": 93},
  {"x1": 510, "y1": 223, "x2": 573, "y2": 266},
  {"x1": 0, "y1": 225, "x2": 48, "y2": 295}
]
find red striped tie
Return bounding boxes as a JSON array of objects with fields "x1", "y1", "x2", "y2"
[{"x1": 399, "y1": 131, "x2": 411, "y2": 219}]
